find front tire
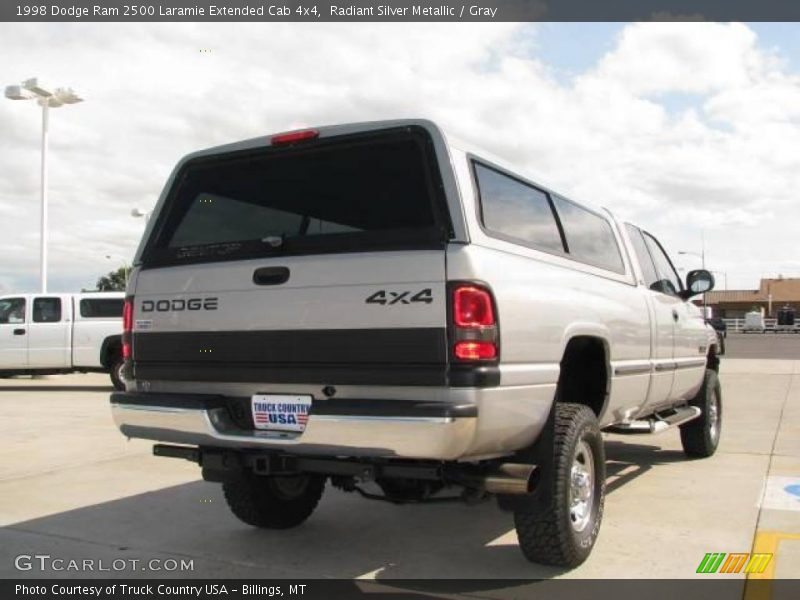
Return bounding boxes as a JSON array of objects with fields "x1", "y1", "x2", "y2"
[
  {"x1": 223, "y1": 472, "x2": 325, "y2": 529},
  {"x1": 680, "y1": 368, "x2": 722, "y2": 458},
  {"x1": 514, "y1": 403, "x2": 606, "y2": 567}
]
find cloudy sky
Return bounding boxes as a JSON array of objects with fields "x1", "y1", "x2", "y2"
[{"x1": 1, "y1": 21, "x2": 800, "y2": 293}]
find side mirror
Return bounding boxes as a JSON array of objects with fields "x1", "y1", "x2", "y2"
[{"x1": 681, "y1": 269, "x2": 715, "y2": 299}]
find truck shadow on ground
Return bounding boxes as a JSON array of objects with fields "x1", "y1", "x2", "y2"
[
  {"x1": 604, "y1": 438, "x2": 688, "y2": 495},
  {"x1": 1, "y1": 440, "x2": 684, "y2": 584}
]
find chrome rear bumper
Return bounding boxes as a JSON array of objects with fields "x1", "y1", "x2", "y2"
[{"x1": 111, "y1": 392, "x2": 478, "y2": 460}]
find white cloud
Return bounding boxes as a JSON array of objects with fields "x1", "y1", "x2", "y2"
[
  {"x1": 590, "y1": 22, "x2": 770, "y2": 96},
  {"x1": 1, "y1": 21, "x2": 799, "y2": 293}
]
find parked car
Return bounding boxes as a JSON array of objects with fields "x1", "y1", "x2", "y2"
[
  {"x1": 0, "y1": 292, "x2": 126, "y2": 389},
  {"x1": 111, "y1": 120, "x2": 721, "y2": 567}
]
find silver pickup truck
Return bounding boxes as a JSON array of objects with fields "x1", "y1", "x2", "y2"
[{"x1": 111, "y1": 120, "x2": 721, "y2": 567}]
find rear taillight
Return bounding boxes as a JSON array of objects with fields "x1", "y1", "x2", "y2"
[
  {"x1": 270, "y1": 129, "x2": 319, "y2": 145},
  {"x1": 454, "y1": 286, "x2": 495, "y2": 327},
  {"x1": 122, "y1": 297, "x2": 133, "y2": 359},
  {"x1": 450, "y1": 283, "x2": 498, "y2": 362}
]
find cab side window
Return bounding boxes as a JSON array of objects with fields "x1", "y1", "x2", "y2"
[
  {"x1": 625, "y1": 224, "x2": 659, "y2": 289},
  {"x1": 80, "y1": 298, "x2": 124, "y2": 318},
  {"x1": 0, "y1": 298, "x2": 26, "y2": 324},
  {"x1": 551, "y1": 195, "x2": 624, "y2": 272},
  {"x1": 642, "y1": 232, "x2": 682, "y2": 296},
  {"x1": 33, "y1": 297, "x2": 62, "y2": 323}
]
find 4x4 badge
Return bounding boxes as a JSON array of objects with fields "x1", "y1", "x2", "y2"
[{"x1": 365, "y1": 288, "x2": 433, "y2": 305}]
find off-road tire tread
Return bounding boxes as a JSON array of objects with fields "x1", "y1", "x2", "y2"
[
  {"x1": 514, "y1": 403, "x2": 605, "y2": 568},
  {"x1": 223, "y1": 473, "x2": 325, "y2": 529}
]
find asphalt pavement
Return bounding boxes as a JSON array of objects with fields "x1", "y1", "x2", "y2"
[{"x1": 725, "y1": 333, "x2": 800, "y2": 359}]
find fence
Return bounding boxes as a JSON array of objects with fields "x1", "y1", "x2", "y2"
[{"x1": 722, "y1": 318, "x2": 800, "y2": 333}]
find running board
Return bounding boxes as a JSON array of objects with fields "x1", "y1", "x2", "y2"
[{"x1": 605, "y1": 406, "x2": 702, "y2": 435}]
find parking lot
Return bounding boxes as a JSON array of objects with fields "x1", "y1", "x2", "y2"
[{"x1": 1, "y1": 334, "x2": 798, "y2": 584}]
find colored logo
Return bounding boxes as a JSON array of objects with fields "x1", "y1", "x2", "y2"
[
  {"x1": 252, "y1": 401, "x2": 309, "y2": 429},
  {"x1": 696, "y1": 553, "x2": 772, "y2": 574}
]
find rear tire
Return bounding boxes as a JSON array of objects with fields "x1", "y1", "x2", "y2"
[
  {"x1": 110, "y1": 358, "x2": 126, "y2": 391},
  {"x1": 223, "y1": 472, "x2": 325, "y2": 529},
  {"x1": 514, "y1": 403, "x2": 605, "y2": 567},
  {"x1": 680, "y1": 369, "x2": 722, "y2": 458}
]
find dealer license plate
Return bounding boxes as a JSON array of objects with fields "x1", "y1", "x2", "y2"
[{"x1": 251, "y1": 394, "x2": 312, "y2": 433}]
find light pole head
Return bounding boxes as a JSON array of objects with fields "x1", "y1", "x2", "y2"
[
  {"x1": 22, "y1": 78, "x2": 53, "y2": 97},
  {"x1": 6, "y1": 80, "x2": 83, "y2": 107},
  {"x1": 54, "y1": 87, "x2": 83, "y2": 104},
  {"x1": 4, "y1": 85, "x2": 37, "y2": 100}
]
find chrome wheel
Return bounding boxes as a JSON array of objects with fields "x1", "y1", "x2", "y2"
[
  {"x1": 569, "y1": 440, "x2": 595, "y2": 533},
  {"x1": 115, "y1": 362, "x2": 127, "y2": 385},
  {"x1": 110, "y1": 359, "x2": 128, "y2": 391},
  {"x1": 708, "y1": 390, "x2": 720, "y2": 444}
]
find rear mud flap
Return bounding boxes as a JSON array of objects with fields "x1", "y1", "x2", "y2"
[{"x1": 496, "y1": 403, "x2": 555, "y2": 513}]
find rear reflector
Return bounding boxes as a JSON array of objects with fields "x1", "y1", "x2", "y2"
[
  {"x1": 454, "y1": 286, "x2": 495, "y2": 327},
  {"x1": 122, "y1": 298, "x2": 133, "y2": 359},
  {"x1": 270, "y1": 129, "x2": 319, "y2": 145},
  {"x1": 454, "y1": 341, "x2": 497, "y2": 360}
]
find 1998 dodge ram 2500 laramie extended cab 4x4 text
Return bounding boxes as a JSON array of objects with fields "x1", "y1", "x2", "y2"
[{"x1": 111, "y1": 120, "x2": 721, "y2": 567}]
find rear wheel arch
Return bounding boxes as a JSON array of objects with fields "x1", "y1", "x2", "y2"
[
  {"x1": 556, "y1": 335, "x2": 611, "y2": 421},
  {"x1": 100, "y1": 335, "x2": 122, "y2": 369}
]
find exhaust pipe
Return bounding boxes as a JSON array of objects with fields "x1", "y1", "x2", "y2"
[{"x1": 480, "y1": 463, "x2": 538, "y2": 495}]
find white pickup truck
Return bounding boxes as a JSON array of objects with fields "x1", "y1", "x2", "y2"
[{"x1": 0, "y1": 292, "x2": 126, "y2": 389}]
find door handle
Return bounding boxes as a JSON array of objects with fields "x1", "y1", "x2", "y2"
[
  {"x1": 253, "y1": 266, "x2": 290, "y2": 286},
  {"x1": 672, "y1": 310, "x2": 679, "y2": 322},
  {"x1": 13, "y1": 328, "x2": 26, "y2": 335}
]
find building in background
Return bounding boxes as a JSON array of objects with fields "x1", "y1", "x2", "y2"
[{"x1": 704, "y1": 278, "x2": 800, "y2": 318}]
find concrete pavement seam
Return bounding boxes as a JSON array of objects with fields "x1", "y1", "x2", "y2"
[
  {"x1": 746, "y1": 365, "x2": 797, "y2": 585},
  {"x1": 0, "y1": 450, "x2": 163, "y2": 484}
]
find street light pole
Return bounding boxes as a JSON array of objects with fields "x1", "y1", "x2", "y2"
[
  {"x1": 701, "y1": 230, "x2": 706, "y2": 271},
  {"x1": 40, "y1": 102, "x2": 49, "y2": 293},
  {"x1": 105, "y1": 255, "x2": 130, "y2": 284},
  {"x1": 678, "y1": 249, "x2": 706, "y2": 270},
  {"x1": 712, "y1": 271, "x2": 728, "y2": 290},
  {"x1": 5, "y1": 78, "x2": 83, "y2": 293}
]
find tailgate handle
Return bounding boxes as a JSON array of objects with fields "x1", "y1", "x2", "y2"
[{"x1": 253, "y1": 266, "x2": 290, "y2": 286}]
